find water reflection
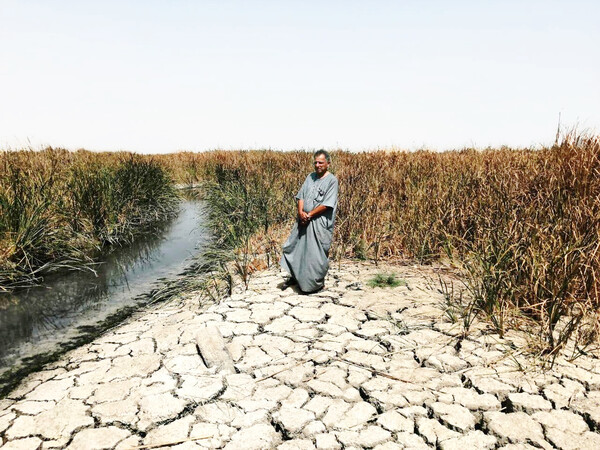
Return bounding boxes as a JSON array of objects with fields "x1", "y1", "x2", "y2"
[{"x1": 0, "y1": 200, "x2": 208, "y2": 376}]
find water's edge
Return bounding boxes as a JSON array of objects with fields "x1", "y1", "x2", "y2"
[
  {"x1": 0, "y1": 263, "x2": 209, "y2": 398},
  {"x1": 0, "y1": 199, "x2": 210, "y2": 397}
]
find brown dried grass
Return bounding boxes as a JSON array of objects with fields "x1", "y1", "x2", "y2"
[{"x1": 157, "y1": 134, "x2": 600, "y2": 354}]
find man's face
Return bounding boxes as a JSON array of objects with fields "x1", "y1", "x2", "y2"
[{"x1": 314, "y1": 154, "x2": 329, "y2": 175}]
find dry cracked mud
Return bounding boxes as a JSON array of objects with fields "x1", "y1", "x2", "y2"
[{"x1": 1, "y1": 261, "x2": 600, "y2": 449}]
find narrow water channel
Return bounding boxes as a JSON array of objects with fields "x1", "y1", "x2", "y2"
[{"x1": 0, "y1": 199, "x2": 209, "y2": 389}]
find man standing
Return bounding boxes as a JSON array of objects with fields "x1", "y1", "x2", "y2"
[{"x1": 281, "y1": 150, "x2": 339, "y2": 293}]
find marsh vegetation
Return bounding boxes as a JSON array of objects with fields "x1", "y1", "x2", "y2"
[
  {"x1": 2, "y1": 134, "x2": 599, "y2": 357},
  {"x1": 157, "y1": 134, "x2": 600, "y2": 357},
  {"x1": 0, "y1": 149, "x2": 178, "y2": 291}
]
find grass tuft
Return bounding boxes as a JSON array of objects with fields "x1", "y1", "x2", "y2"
[{"x1": 368, "y1": 273, "x2": 407, "y2": 288}]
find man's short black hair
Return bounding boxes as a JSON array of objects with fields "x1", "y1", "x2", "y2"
[{"x1": 314, "y1": 149, "x2": 331, "y2": 163}]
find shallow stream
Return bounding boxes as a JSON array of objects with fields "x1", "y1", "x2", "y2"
[{"x1": 0, "y1": 199, "x2": 208, "y2": 393}]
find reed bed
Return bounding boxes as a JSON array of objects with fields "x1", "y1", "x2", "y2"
[
  {"x1": 159, "y1": 135, "x2": 600, "y2": 355},
  {"x1": 0, "y1": 148, "x2": 178, "y2": 291},
  {"x1": 3, "y1": 136, "x2": 598, "y2": 355}
]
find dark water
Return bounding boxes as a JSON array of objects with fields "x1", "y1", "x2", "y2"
[{"x1": 0, "y1": 200, "x2": 208, "y2": 383}]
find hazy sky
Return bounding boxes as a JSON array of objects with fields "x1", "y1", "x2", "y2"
[{"x1": 1, "y1": 0, "x2": 598, "y2": 153}]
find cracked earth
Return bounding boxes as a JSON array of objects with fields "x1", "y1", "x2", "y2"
[{"x1": 1, "y1": 261, "x2": 600, "y2": 449}]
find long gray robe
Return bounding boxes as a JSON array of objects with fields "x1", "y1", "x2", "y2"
[{"x1": 281, "y1": 172, "x2": 339, "y2": 293}]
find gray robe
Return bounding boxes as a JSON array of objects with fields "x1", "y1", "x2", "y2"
[{"x1": 281, "y1": 172, "x2": 339, "y2": 293}]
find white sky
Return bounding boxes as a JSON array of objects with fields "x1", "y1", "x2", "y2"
[{"x1": 1, "y1": 0, "x2": 599, "y2": 153}]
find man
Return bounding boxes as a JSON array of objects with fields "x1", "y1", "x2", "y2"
[{"x1": 281, "y1": 149, "x2": 339, "y2": 293}]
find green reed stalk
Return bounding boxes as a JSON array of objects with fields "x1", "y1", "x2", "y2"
[{"x1": 0, "y1": 149, "x2": 178, "y2": 291}]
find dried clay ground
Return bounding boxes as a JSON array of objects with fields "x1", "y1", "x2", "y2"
[{"x1": 1, "y1": 261, "x2": 600, "y2": 449}]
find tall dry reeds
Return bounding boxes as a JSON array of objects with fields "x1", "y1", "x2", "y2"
[
  {"x1": 196, "y1": 151, "x2": 307, "y2": 288},
  {"x1": 160, "y1": 135, "x2": 599, "y2": 355},
  {"x1": 3, "y1": 137, "x2": 598, "y2": 354},
  {"x1": 0, "y1": 148, "x2": 178, "y2": 291}
]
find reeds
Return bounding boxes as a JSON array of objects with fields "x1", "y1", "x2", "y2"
[
  {"x1": 160, "y1": 134, "x2": 600, "y2": 355},
  {"x1": 0, "y1": 148, "x2": 178, "y2": 291},
  {"x1": 3, "y1": 135, "x2": 598, "y2": 355},
  {"x1": 198, "y1": 151, "x2": 307, "y2": 288}
]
